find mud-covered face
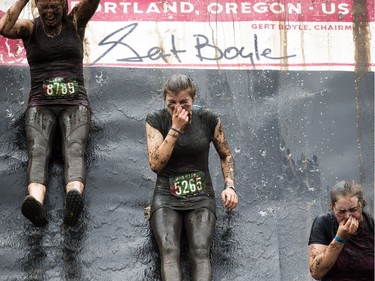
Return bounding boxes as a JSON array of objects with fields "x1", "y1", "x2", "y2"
[
  {"x1": 36, "y1": 0, "x2": 64, "y2": 29},
  {"x1": 165, "y1": 90, "x2": 194, "y2": 117},
  {"x1": 332, "y1": 196, "x2": 363, "y2": 223}
]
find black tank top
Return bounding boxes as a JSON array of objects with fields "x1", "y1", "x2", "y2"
[
  {"x1": 146, "y1": 107, "x2": 219, "y2": 215},
  {"x1": 25, "y1": 16, "x2": 89, "y2": 107},
  {"x1": 309, "y1": 212, "x2": 374, "y2": 280}
]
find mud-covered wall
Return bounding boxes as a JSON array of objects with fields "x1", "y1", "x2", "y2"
[
  {"x1": 0, "y1": 67, "x2": 373, "y2": 280},
  {"x1": 0, "y1": 0, "x2": 374, "y2": 280}
]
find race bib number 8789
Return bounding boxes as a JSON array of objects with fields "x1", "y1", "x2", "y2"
[{"x1": 169, "y1": 171, "x2": 205, "y2": 198}]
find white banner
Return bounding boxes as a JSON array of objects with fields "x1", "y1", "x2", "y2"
[{"x1": 0, "y1": 0, "x2": 374, "y2": 71}]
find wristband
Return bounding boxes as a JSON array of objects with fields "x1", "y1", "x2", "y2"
[
  {"x1": 224, "y1": 185, "x2": 236, "y2": 193},
  {"x1": 170, "y1": 127, "x2": 182, "y2": 134},
  {"x1": 334, "y1": 235, "x2": 346, "y2": 244}
]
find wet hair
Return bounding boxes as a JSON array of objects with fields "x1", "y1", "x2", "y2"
[
  {"x1": 63, "y1": 0, "x2": 68, "y2": 13},
  {"x1": 330, "y1": 179, "x2": 366, "y2": 209},
  {"x1": 34, "y1": 0, "x2": 68, "y2": 14},
  {"x1": 162, "y1": 74, "x2": 197, "y2": 100}
]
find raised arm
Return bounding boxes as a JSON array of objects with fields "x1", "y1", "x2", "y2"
[
  {"x1": 212, "y1": 120, "x2": 238, "y2": 209},
  {"x1": 70, "y1": 0, "x2": 100, "y2": 34},
  {"x1": 0, "y1": 0, "x2": 33, "y2": 39}
]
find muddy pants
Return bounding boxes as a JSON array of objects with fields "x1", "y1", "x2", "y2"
[
  {"x1": 25, "y1": 105, "x2": 90, "y2": 186},
  {"x1": 150, "y1": 207, "x2": 216, "y2": 281}
]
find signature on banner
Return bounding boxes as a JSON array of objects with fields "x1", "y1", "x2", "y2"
[{"x1": 92, "y1": 22, "x2": 296, "y2": 67}]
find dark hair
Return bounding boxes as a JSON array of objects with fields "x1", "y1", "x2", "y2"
[
  {"x1": 162, "y1": 74, "x2": 197, "y2": 100},
  {"x1": 35, "y1": 0, "x2": 68, "y2": 13},
  {"x1": 330, "y1": 179, "x2": 366, "y2": 209},
  {"x1": 63, "y1": 0, "x2": 68, "y2": 13}
]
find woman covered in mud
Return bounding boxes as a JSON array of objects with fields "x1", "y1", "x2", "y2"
[
  {"x1": 145, "y1": 74, "x2": 238, "y2": 281},
  {"x1": 308, "y1": 179, "x2": 374, "y2": 280},
  {"x1": 0, "y1": 0, "x2": 100, "y2": 227}
]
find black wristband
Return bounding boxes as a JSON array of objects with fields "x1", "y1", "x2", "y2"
[
  {"x1": 170, "y1": 127, "x2": 182, "y2": 134},
  {"x1": 225, "y1": 185, "x2": 236, "y2": 193}
]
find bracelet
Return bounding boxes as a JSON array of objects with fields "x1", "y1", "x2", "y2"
[
  {"x1": 334, "y1": 235, "x2": 346, "y2": 244},
  {"x1": 224, "y1": 185, "x2": 236, "y2": 193},
  {"x1": 170, "y1": 127, "x2": 182, "y2": 134}
]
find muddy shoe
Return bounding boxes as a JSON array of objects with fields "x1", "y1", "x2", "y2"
[
  {"x1": 21, "y1": 195, "x2": 48, "y2": 227},
  {"x1": 63, "y1": 189, "x2": 84, "y2": 226}
]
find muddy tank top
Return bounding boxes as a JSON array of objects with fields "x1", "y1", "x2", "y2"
[
  {"x1": 25, "y1": 16, "x2": 88, "y2": 107},
  {"x1": 146, "y1": 107, "x2": 219, "y2": 215},
  {"x1": 308, "y1": 212, "x2": 374, "y2": 281}
]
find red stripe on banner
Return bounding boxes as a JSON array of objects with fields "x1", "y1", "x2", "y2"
[
  {"x1": 87, "y1": 62, "x2": 375, "y2": 68},
  {"x1": 67, "y1": 0, "x2": 374, "y2": 22},
  {"x1": 1, "y1": 59, "x2": 374, "y2": 70}
]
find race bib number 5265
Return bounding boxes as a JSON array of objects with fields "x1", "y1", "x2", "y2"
[
  {"x1": 42, "y1": 77, "x2": 79, "y2": 98},
  {"x1": 169, "y1": 171, "x2": 205, "y2": 198}
]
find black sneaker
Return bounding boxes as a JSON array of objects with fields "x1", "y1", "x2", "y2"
[
  {"x1": 21, "y1": 195, "x2": 48, "y2": 227},
  {"x1": 63, "y1": 189, "x2": 84, "y2": 226}
]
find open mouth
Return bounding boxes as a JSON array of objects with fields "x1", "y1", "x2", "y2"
[
  {"x1": 46, "y1": 18, "x2": 56, "y2": 25},
  {"x1": 43, "y1": 15, "x2": 57, "y2": 25}
]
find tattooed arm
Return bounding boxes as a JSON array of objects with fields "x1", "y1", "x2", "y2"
[
  {"x1": 212, "y1": 119, "x2": 238, "y2": 210},
  {"x1": 309, "y1": 242, "x2": 344, "y2": 280},
  {"x1": 0, "y1": 0, "x2": 33, "y2": 39},
  {"x1": 146, "y1": 123, "x2": 180, "y2": 174},
  {"x1": 146, "y1": 106, "x2": 189, "y2": 174},
  {"x1": 309, "y1": 215, "x2": 359, "y2": 279}
]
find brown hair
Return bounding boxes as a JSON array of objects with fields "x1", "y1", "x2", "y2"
[
  {"x1": 163, "y1": 74, "x2": 197, "y2": 100},
  {"x1": 330, "y1": 179, "x2": 366, "y2": 209},
  {"x1": 34, "y1": 0, "x2": 68, "y2": 13},
  {"x1": 63, "y1": 0, "x2": 68, "y2": 13}
]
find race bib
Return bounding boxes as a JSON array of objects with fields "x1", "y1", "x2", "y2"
[
  {"x1": 42, "y1": 77, "x2": 79, "y2": 98},
  {"x1": 169, "y1": 171, "x2": 205, "y2": 198}
]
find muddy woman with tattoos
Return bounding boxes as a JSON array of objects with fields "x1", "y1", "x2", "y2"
[
  {"x1": 145, "y1": 74, "x2": 238, "y2": 281},
  {"x1": 0, "y1": 0, "x2": 100, "y2": 227},
  {"x1": 308, "y1": 179, "x2": 374, "y2": 280}
]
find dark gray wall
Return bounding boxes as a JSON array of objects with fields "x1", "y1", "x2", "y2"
[{"x1": 0, "y1": 66, "x2": 373, "y2": 280}]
